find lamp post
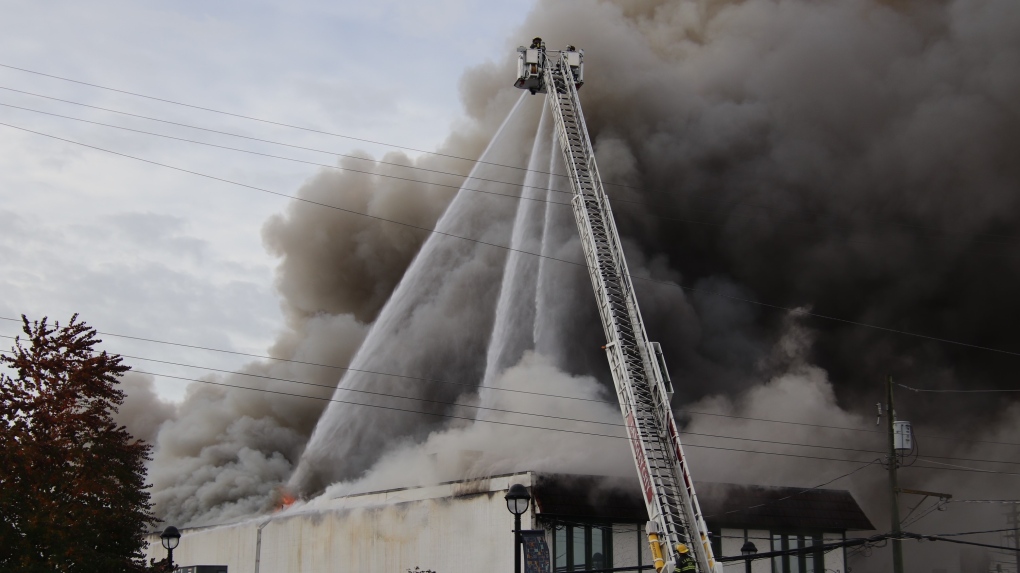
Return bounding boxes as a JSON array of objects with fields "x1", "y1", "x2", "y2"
[
  {"x1": 740, "y1": 541, "x2": 758, "y2": 573},
  {"x1": 505, "y1": 484, "x2": 532, "y2": 573},
  {"x1": 160, "y1": 526, "x2": 181, "y2": 572}
]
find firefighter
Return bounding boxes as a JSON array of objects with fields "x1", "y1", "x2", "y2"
[
  {"x1": 676, "y1": 543, "x2": 697, "y2": 572},
  {"x1": 531, "y1": 37, "x2": 544, "y2": 49}
]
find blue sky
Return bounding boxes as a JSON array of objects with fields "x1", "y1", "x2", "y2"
[{"x1": 0, "y1": 0, "x2": 536, "y2": 401}]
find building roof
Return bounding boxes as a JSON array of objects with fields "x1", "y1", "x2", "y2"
[
  {"x1": 696, "y1": 482, "x2": 875, "y2": 531},
  {"x1": 532, "y1": 473, "x2": 648, "y2": 521},
  {"x1": 531, "y1": 473, "x2": 874, "y2": 532}
]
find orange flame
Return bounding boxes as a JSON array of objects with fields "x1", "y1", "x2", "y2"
[{"x1": 273, "y1": 486, "x2": 297, "y2": 512}]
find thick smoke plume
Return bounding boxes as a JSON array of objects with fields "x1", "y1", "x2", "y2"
[{"x1": 134, "y1": 0, "x2": 1019, "y2": 569}]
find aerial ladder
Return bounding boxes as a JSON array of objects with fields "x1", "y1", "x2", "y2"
[{"x1": 515, "y1": 39, "x2": 722, "y2": 573}]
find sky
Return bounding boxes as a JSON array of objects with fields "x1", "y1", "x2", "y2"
[{"x1": 0, "y1": 0, "x2": 535, "y2": 402}]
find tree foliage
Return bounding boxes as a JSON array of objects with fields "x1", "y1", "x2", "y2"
[{"x1": 0, "y1": 315, "x2": 157, "y2": 572}]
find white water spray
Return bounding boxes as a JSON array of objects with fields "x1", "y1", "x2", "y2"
[{"x1": 290, "y1": 94, "x2": 548, "y2": 492}]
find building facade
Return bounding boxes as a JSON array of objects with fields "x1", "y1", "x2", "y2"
[{"x1": 146, "y1": 472, "x2": 872, "y2": 573}]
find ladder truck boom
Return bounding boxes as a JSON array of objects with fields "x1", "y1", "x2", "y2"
[{"x1": 514, "y1": 40, "x2": 721, "y2": 573}]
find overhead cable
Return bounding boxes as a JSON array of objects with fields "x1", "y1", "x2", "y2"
[
  {"x1": 4, "y1": 121, "x2": 1020, "y2": 363},
  {"x1": 947, "y1": 500, "x2": 1020, "y2": 505},
  {"x1": 0, "y1": 103, "x2": 575, "y2": 207},
  {"x1": 898, "y1": 383, "x2": 1020, "y2": 394},
  {"x1": 0, "y1": 98, "x2": 578, "y2": 201},
  {"x1": 702, "y1": 459, "x2": 879, "y2": 518},
  {"x1": 2, "y1": 320, "x2": 1019, "y2": 451},
  {"x1": 0, "y1": 62, "x2": 626, "y2": 188},
  {"x1": 7, "y1": 89, "x2": 1020, "y2": 254},
  {"x1": 915, "y1": 458, "x2": 1020, "y2": 476},
  {"x1": 5, "y1": 341, "x2": 1018, "y2": 475},
  {"x1": 0, "y1": 339, "x2": 909, "y2": 456}
]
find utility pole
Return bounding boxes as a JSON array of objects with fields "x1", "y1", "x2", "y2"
[
  {"x1": 886, "y1": 375, "x2": 905, "y2": 573},
  {"x1": 1009, "y1": 503, "x2": 1020, "y2": 573}
]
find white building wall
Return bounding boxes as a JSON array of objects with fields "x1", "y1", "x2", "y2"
[
  {"x1": 145, "y1": 474, "x2": 857, "y2": 573},
  {"x1": 823, "y1": 532, "x2": 845, "y2": 573},
  {"x1": 611, "y1": 523, "x2": 643, "y2": 569},
  {"x1": 146, "y1": 475, "x2": 532, "y2": 573}
]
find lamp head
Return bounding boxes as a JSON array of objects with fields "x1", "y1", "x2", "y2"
[
  {"x1": 740, "y1": 541, "x2": 758, "y2": 556},
  {"x1": 504, "y1": 483, "x2": 531, "y2": 515},
  {"x1": 160, "y1": 526, "x2": 181, "y2": 550}
]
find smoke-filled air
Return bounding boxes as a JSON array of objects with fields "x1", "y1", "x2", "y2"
[{"x1": 123, "y1": 0, "x2": 1020, "y2": 571}]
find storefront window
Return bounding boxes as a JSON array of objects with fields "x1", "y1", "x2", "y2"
[
  {"x1": 550, "y1": 523, "x2": 613, "y2": 571},
  {"x1": 771, "y1": 532, "x2": 823, "y2": 573}
]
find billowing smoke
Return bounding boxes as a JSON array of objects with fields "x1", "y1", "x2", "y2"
[
  {"x1": 135, "y1": 0, "x2": 1020, "y2": 569},
  {"x1": 113, "y1": 372, "x2": 176, "y2": 444}
]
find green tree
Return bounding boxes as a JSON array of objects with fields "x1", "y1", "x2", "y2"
[{"x1": 0, "y1": 315, "x2": 157, "y2": 572}]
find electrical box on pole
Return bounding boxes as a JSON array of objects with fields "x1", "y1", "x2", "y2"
[
  {"x1": 514, "y1": 39, "x2": 720, "y2": 573},
  {"x1": 893, "y1": 420, "x2": 912, "y2": 453}
]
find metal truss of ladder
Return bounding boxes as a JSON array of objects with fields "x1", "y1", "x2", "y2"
[{"x1": 542, "y1": 52, "x2": 721, "y2": 573}]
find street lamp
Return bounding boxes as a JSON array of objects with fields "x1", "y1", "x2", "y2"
[
  {"x1": 505, "y1": 484, "x2": 532, "y2": 573},
  {"x1": 740, "y1": 541, "x2": 758, "y2": 573},
  {"x1": 160, "y1": 526, "x2": 181, "y2": 571}
]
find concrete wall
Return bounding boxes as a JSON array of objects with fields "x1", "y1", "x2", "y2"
[
  {"x1": 823, "y1": 532, "x2": 845, "y2": 573},
  {"x1": 610, "y1": 522, "x2": 655, "y2": 570},
  {"x1": 147, "y1": 475, "x2": 533, "y2": 573}
]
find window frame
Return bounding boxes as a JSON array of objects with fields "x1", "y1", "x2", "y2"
[
  {"x1": 549, "y1": 521, "x2": 614, "y2": 572},
  {"x1": 769, "y1": 531, "x2": 825, "y2": 573}
]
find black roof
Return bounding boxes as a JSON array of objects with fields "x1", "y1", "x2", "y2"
[
  {"x1": 696, "y1": 482, "x2": 875, "y2": 531},
  {"x1": 531, "y1": 473, "x2": 874, "y2": 532}
]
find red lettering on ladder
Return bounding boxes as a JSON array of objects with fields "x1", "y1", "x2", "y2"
[{"x1": 625, "y1": 412, "x2": 654, "y2": 504}]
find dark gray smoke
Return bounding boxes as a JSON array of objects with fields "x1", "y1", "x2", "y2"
[
  {"x1": 501, "y1": 1, "x2": 1020, "y2": 571},
  {"x1": 140, "y1": 1, "x2": 1020, "y2": 569}
]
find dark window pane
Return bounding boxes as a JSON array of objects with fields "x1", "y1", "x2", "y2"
[
  {"x1": 572, "y1": 526, "x2": 586, "y2": 570},
  {"x1": 591, "y1": 527, "x2": 605, "y2": 569},
  {"x1": 789, "y1": 536, "x2": 801, "y2": 573},
  {"x1": 555, "y1": 527, "x2": 567, "y2": 568}
]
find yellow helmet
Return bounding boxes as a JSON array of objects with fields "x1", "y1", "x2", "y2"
[{"x1": 676, "y1": 543, "x2": 689, "y2": 554}]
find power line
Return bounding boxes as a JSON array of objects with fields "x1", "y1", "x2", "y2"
[
  {"x1": 0, "y1": 62, "x2": 627, "y2": 188},
  {"x1": 703, "y1": 459, "x2": 879, "y2": 518},
  {"x1": 5, "y1": 121, "x2": 1020, "y2": 364},
  {"x1": 16, "y1": 339, "x2": 1020, "y2": 467},
  {"x1": 948, "y1": 500, "x2": 1020, "y2": 505},
  {"x1": 49, "y1": 367, "x2": 899, "y2": 464},
  {"x1": 0, "y1": 344, "x2": 893, "y2": 466},
  {"x1": 6, "y1": 340, "x2": 1018, "y2": 475},
  {"x1": 0, "y1": 96, "x2": 578, "y2": 200},
  {"x1": 9, "y1": 89, "x2": 1020, "y2": 257},
  {"x1": 898, "y1": 383, "x2": 1020, "y2": 394},
  {"x1": 673, "y1": 410, "x2": 1020, "y2": 448},
  {"x1": 725, "y1": 531, "x2": 1020, "y2": 564},
  {"x1": 926, "y1": 526, "x2": 1020, "y2": 536},
  {"x1": 905, "y1": 533, "x2": 1020, "y2": 553},
  {"x1": 915, "y1": 458, "x2": 1020, "y2": 476},
  {"x1": 0, "y1": 323, "x2": 604, "y2": 404},
  {"x1": 8, "y1": 73, "x2": 1020, "y2": 252},
  {"x1": 3, "y1": 319, "x2": 1018, "y2": 454},
  {"x1": 0, "y1": 102, "x2": 575, "y2": 208},
  {"x1": 901, "y1": 500, "x2": 945, "y2": 528},
  {"x1": 0, "y1": 335, "x2": 920, "y2": 456}
]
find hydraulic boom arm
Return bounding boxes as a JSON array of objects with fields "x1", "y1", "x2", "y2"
[{"x1": 515, "y1": 42, "x2": 721, "y2": 573}]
